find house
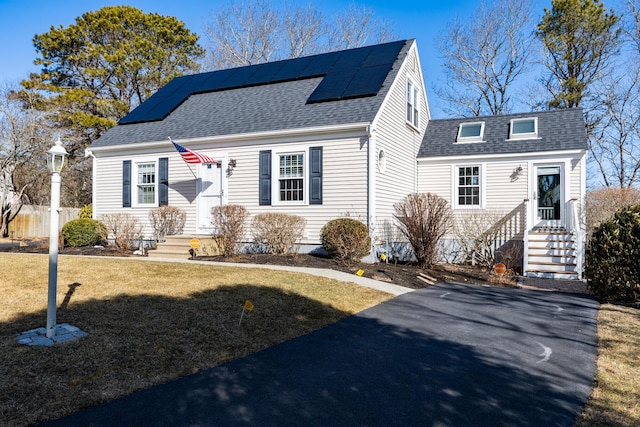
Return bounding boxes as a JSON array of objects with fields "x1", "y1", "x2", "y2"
[
  {"x1": 418, "y1": 109, "x2": 588, "y2": 279},
  {"x1": 88, "y1": 39, "x2": 428, "y2": 256},
  {"x1": 88, "y1": 39, "x2": 588, "y2": 279}
]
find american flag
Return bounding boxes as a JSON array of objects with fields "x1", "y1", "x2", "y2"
[{"x1": 171, "y1": 140, "x2": 219, "y2": 164}]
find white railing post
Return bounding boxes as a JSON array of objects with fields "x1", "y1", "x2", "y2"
[
  {"x1": 523, "y1": 199, "x2": 529, "y2": 276},
  {"x1": 568, "y1": 199, "x2": 584, "y2": 279}
]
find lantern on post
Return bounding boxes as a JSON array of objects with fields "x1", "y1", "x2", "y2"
[{"x1": 46, "y1": 137, "x2": 68, "y2": 338}]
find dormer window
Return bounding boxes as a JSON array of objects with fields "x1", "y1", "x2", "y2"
[
  {"x1": 510, "y1": 117, "x2": 538, "y2": 139},
  {"x1": 457, "y1": 122, "x2": 485, "y2": 143}
]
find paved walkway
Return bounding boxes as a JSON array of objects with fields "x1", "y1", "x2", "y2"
[
  {"x1": 43, "y1": 282, "x2": 599, "y2": 427},
  {"x1": 519, "y1": 276, "x2": 589, "y2": 294}
]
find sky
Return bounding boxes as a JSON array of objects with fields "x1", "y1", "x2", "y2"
[{"x1": 0, "y1": 0, "x2": 551, "y2": 118}]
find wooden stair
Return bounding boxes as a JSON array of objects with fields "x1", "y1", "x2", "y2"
[{"x1": 526, "y1": 228, "x2": 579, "y2": 280}]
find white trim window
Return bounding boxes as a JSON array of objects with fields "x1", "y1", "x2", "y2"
[
  {"x1": 406, "y1": 80, "x2": 419, "y2": 128},
  {"x1": 279, "y1": 153, "x2": 304, "y2": 202},
  {"x1": 456, "y1": 122, "x2": 485, "y2": 143},
  {"x1": 456, "y1": 165, "x2": 481, "y2": 207},
  {"x1": 136, "y1": 162, "x2": 156, "y2": 205},
  {"x1": 509, "y1": 117, "x2": 538, "y2": 140}
]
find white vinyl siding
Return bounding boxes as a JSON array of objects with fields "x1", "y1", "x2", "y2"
[{"x1": 372, "y1": 44, "x2": 426, "y2": 239}]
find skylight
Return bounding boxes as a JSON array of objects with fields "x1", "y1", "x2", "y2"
[
  {"x1": 510, "y1": 118, "x2": 538, "y2": 139},
  {"x1": 457, "y1": 122, "x2": 485, "y2": 142}
]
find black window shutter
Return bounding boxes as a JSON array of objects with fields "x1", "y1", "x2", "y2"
[
  {"x1": 309, "y1": 146, "x2": 322, "y2": 204},
  {"x1": 122, "y1": 160, "x2": 131, "y2": 207},
  {"x1": 259, "y1": 150, "x2": 271, "y2": 205},
  {"x1": 159, "y1": 157, "x2": 169, "y2": 206}
]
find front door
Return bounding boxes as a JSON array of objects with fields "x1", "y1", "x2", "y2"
[
  {"x1": 196, "y1": 163, "x2": 223, "y2": 233},
  {"x1": 534, "y1": 165, "x2": 562, "y2": 227}
]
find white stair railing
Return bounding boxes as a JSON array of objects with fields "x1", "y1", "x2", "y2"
[
  {"x1": 567, "y1": 199, "x2": 584, "y2": 279},
  {"x1": 523, "y1": 198, "x2": 529, "y2": 276}
]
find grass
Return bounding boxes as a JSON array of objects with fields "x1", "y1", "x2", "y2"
[
  {"x1": 577, "y1": 303, "x2": 640, "y2": 426},
  {"x1": 1, "y1": 253, "x2": 639, "y2": 426},
  {"x1": 0, "y1": 253, "x2": 392, "y2": 426}
]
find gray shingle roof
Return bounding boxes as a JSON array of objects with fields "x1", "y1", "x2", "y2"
[
  {"x1": 418, "y1": 108, "x2": 587, "y2": 158},
  {"x1": 91, "y1": 40, "x2": 413, "y2": 148}
]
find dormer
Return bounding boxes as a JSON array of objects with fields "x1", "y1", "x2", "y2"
[{"x1": 456, "y1": 121, "x2": 485, "y2": 143}]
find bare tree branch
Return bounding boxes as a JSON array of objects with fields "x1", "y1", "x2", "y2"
[{"x1": 435, "y1": 0, "x2": 535, "y2": 117}]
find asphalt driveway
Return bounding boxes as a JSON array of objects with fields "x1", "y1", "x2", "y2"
[{"x1": 44, "y1": 282, "x2": 599, "y2": 426}]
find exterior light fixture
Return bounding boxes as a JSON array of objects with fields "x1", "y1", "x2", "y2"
[{"x1": 46, "y1": 137, "x2": 68, "y2": 338}]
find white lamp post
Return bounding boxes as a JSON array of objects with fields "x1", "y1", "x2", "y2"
[{"x1": 46, "y1": 137, "x2": 68, "y2": 339}]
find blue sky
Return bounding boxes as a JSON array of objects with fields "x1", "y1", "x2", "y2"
[{"x1": 0, "y1": 0, "x2": 551, "y2": 118}]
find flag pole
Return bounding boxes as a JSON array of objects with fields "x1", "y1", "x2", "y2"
[{"x1": 168, "y1": 136, "x2": 198, "y2": 180}]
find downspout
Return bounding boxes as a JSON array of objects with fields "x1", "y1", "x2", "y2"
[
  {"x1": 367, "y1": 124, "x2": 377, "y2": 262},
  {"x1": 84, "y1": 149, "x2": 96, "y2": 219}
]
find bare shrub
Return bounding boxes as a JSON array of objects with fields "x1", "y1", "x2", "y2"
[
  {"x1": 394, "y1": 193, "x2": 452, "y2": 268},
  {"x1": 452, "y1": 209, "x2": 509, "y2": 268},
  {"x1": 100, "y1": 213, "x2": 143, "y2": 250},
  {"x1": 320, "y1": 218, "x2": 371, "y2": 266},
  {"x1": 586, "y1": 187, "x2": 640, "y2": 239},
  {"x1": 149, "y1": 206, "x2": 186, "y2": 242},
  {"x1": 252, "y1": 212, "x2": 306, "y2": 254},
  {"x1": 211, "y1": 204, "x2": 249, "y2": 256},
  {"x1": 497, "y1": 240, "x2": 523, "y2": 274}
]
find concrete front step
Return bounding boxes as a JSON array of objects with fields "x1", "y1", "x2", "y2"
[
  {"x1": 525, "y1": 270, "x2": 580, "y2": 280},
  {"x1": 148, "y1": 236, "x2": 200, "y2": 259}
]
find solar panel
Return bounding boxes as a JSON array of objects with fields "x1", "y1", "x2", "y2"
[
  {"x1": 331, "y1": 46, "x2": 373, "y2": 72},
  {"x1": 301, "y1": 51, "x2": 341, "y2": 77},
  {"x1": 244, "y1": 61, "x2": 285, "y2": 85},
  {"x1": 275, "y1": 56, "x2": 314, "y2": 81},
  {"x1": 215, "y1": 66, "x2": 255, "y2": 89},
  {"x1": 341, "y1": 65, "x2": 390, "y2": 99},
  {"x1": 307, "y1": 70, "x2": 357, "y2": 103},
  {"x1": 120, "y1": 40, "x2": 407, "y2": 123},
  {"x1": 362, "y1": 40, "x2": 405, "y2": 68},
  {"x1": 195, "y1": 68, "x2": 236, "y2": 93}
]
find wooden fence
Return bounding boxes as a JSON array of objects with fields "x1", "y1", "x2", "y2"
[{"x1": 7, "y1": 205, "x2": 80, "y2": 239}]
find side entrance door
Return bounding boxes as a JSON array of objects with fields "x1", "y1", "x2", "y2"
[
  {"x1": 533, "y1": 165, "x2": 563, "y2": 228},
  {"x1": 196, "y1": 162, "x2": 223, "y2": 233}
]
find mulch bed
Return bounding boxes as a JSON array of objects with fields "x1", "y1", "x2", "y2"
[{"x1": 0, "y1": 240, "x2": 516, "y2": 290}]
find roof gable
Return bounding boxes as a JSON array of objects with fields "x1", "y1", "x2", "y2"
[
  {"x1": 120, "y1": 40, "x2": 407, "y2": 125},
  {"x1": 419, "y1": 108, "x2": 588, "y2": 158}
]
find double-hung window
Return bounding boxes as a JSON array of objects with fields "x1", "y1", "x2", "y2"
[
  {"x1": 279, "y1": 153, "x2": 304, "y2": 202},
  {"x1": 406, "y1": 80, "x2": 419, "y2": 128},
  {"x1": 137, "y1": 162, "x2": 156, "y2": 204},
  {"x1": 457, "y1": 165, "x2": 481, "y2": 207},
  {"x1": 259, "y1": 147, "x2": 322, "y2": 206}
]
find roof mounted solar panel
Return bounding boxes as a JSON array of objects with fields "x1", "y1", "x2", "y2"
[
  {"x1": 307, "y1": 70, "x2": 357, "y2": 103},
  {"x1": 195, "y1": 68, "x2": 237, "y2": 93},
  {"x1": 361, "y1": 40, "x2": 405, "y2": 68},
  {"x1": 301, "y1": 51, "x2": 341, "y2": 77},
  {"x1": 119, "y1": 40, "x2": 408, "y2": 124},
  {"x1": 341, "y1": 65, "x2": 390, "y2": 99},
  {"x1": 244, "y1": 61, "x2": 286, "y2": 85},
  {"x1": 275, "y1": 56, "x2": 314, "y2": 81}
]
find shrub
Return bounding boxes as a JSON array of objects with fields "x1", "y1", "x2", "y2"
[
  {"x1": 149, "y1": 206, "x2": 186, "y2": 241},
  {"x1": 452, "y1": 209, "x2": 509, "y2": 268},
  {"x1": 394, "y1": 193, "x2": 452, "y2": 268},
  {"x1": 320, "y1": 218, "x2": 371, "y2": 266},
  {"x1": 586, "y1": 203, "x2": 640, "y2": 302},
  {"x1": 211, "y1": 204, "x2": 249, "y2": 256},
  {"x1": 61, "y1": 218, "x2": 107, "y2": 247},
  {"x1": 252, "y1": 212, "x2": 306, "y2": 254},
  {"x1": 100, "y1": 213, "x2": 144, "y2": 250},
  {"x1": 78, "y1": 204, "x2": 93, "y2": 219},
  {"x1": 586, "y1": 187, "x2": 640, "y2": 239}
]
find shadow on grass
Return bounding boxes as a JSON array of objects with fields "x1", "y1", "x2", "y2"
[
  {"x1": 0, "y1": 283, "x2": 352, "y2": 426},
  {"x1": 5, "y1": 282, "x2": 603, "y2": 427}
]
